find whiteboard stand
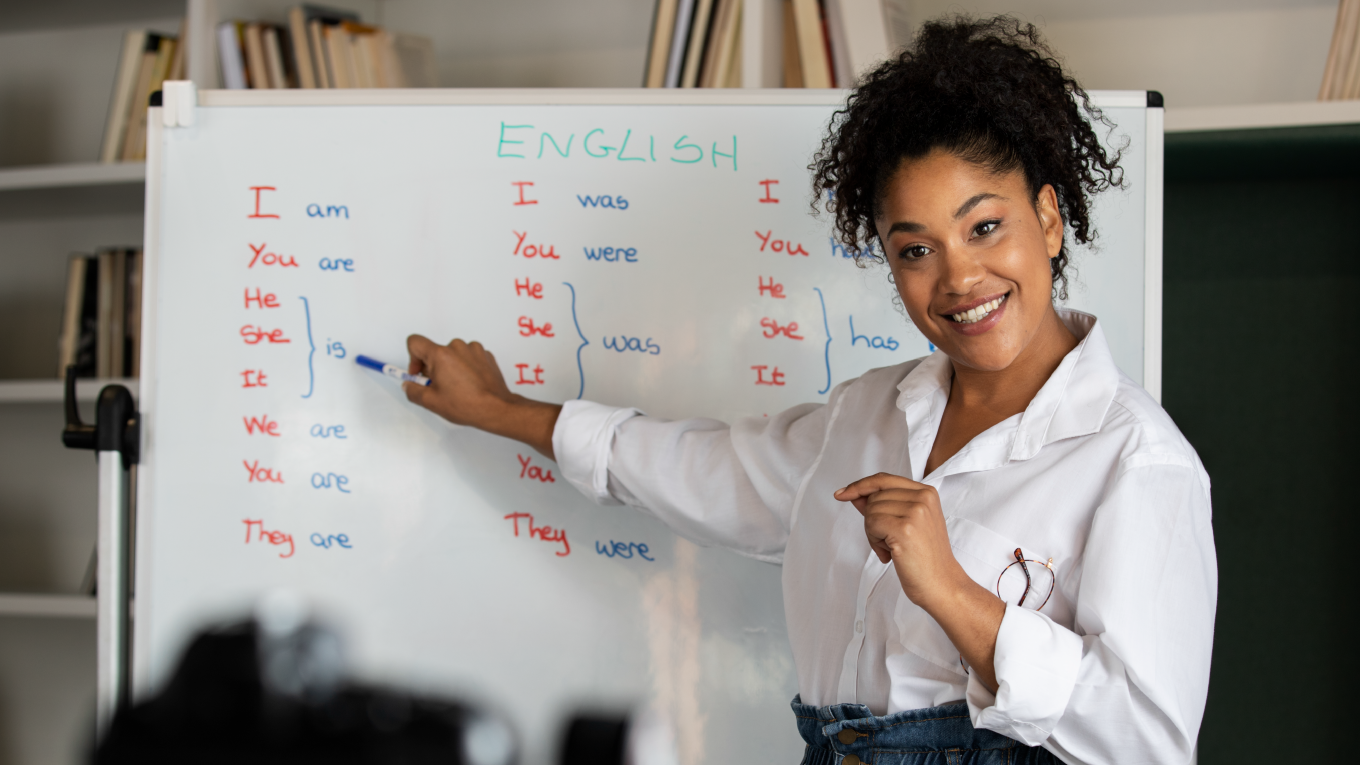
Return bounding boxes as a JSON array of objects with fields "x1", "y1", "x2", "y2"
[{"x1": 60, "y1": 368, "x2": 139, "y2": 739}]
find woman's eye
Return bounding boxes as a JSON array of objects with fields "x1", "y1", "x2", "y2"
[
  {"x1": 973, "y1": 219, "x2": 1001, "y2": 237},
  {"x1": 898, "y1": 244, "x2": 930, "y2": 260}
]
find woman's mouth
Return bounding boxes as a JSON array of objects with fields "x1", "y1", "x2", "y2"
[{"x1": 948, "y1": 294, "x2": 1008, "y2": 324}]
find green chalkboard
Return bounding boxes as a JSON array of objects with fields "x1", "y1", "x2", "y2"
[{"x1": 1164, "y1": 124, "x2": 1360, "y2": 763}]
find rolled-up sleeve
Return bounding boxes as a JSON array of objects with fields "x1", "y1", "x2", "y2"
[
  {"x1": 966, "y1": 459, "x2": 1217, "y2": 764},
  {"x1": 551, "y1": 386, "x2": 843, "y2": 563}
]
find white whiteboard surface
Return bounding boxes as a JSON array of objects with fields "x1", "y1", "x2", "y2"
[{"x1": 135, "y1": 90, "x2": 1159, "y2": 764}]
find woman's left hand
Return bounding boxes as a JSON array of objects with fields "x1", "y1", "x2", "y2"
[{"x1": 834, "y1": 473, "x2": 967, "y2": 610}]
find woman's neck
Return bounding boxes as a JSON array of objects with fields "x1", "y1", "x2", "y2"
[
  {"x1": 924, "y1": 308, "x2": 1079, "y2": 475},
  {"x1": 950, "y1": 307, "x2": 1079, "y2": 413}
]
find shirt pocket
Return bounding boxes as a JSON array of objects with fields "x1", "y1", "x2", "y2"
[{"x1": 893, "y1": 517, "x2": 1054, "y2": 673}]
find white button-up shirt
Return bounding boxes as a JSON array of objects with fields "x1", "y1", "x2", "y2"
[{"x1": 553, "y1": 311, "x2": 1216, "y2": 765}]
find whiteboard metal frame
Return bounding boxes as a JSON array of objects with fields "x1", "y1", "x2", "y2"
[{"x1": 131, "y1": 88, "x2": 1162, "y2": 699}]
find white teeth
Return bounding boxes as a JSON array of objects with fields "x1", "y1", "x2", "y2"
[{"x1": 952, "y1": 296, "x2": 1005, "y2": 324}]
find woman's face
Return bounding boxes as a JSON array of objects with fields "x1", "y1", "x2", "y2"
[{"x1": 874, "y1": 149, "x2": 1064, "y2": 373}]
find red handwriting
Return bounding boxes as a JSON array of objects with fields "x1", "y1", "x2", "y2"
[
  {"x1": 761, "y1": 318, "x2": 804, "y2": 340},
  {"x1": 752, "y1": 365, "x2": 787, "y2": 386},
  {"x1": 248, "y1": 186, "x2": 280, "y2": 219},
  {"x1": 240, "y1": 369, "x2": 268, "y2": 387},
  {"x1": 512, "y1": 230, "x2": 559, "y2": 259},
  {"x1": 512, "y1": 181, "x2": 538, "y2": 206},
  {"x1": 514, "y1": 363, "x2": 545, "y2": 385},
  {"x1": 242, "y1": 519, "x2": 294, "y2": 558},
  {"x1": 759, "y1": 179, "x2": 780, "y2": 203},
  {"x1": 515, "y1": 278, "x2": 545, "y2": 299},
  {"x1": 758, "y1": 276, "x2": 786, "y2": 298},
  {"x1": 244, "y1": 288, "x2": 279, "y2": 309},
  {"x1": 518, "y1": 454, "x2": 556, "y2": 483},
  {"x1": 243, "y1": 460, "x2": 284, "y2": 483},
  {"x1": 518, "y1": 316, "x2": 555, "y2": 337},
  {"x1": 241, "y1": 325, "x2": 290, "y2": 344},
  {"x1": 247, "y1": 243, "x2": 299, "y2": 268},
  {"x1": 503, "y1": 512, "x2": 570, "y2": 556},
  {"x1": 243, "y1": 414, "x2": 281, "y2": 436},
  {"x1": 755, "y1": 230, "x2": 809, "y2": 256}
]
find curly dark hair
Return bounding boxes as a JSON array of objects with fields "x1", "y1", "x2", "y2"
[{"x1": 810, "y1": 16, "x2": 1124, "y2": 300}]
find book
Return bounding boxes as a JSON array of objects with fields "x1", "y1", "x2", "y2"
[
  {"x1": 167, "y1": 18, "x2": 187, "y2": 81},
  {"x1": 782, "y1": 0, "x2": 803, "y2": 87},
  {"x1": 243, "y1": 23, "x2": 270, "y2": 88},
  {"x1": 1339, "y1": 1, "x2": 1360, "y2": 99},
  {"x1": 263, "y1": 25, "x2": 290, "y2": 88},
  {"x1": 119, "y1": 33, "x2": 165, "y2": 160},
  {"x1": 96, "y1": 249, "x2": 127, "y2": 379},
  {"x1": 288, "y1": 6, "x2": 318, "y2": 88},
  {"x1": 824, "y1": 0, "x2": 851, "y2": 87},
  {"x1": 681, "y1": 0, "x2": 717, "y2": 88},
  {"x1": 791, "y1": 0, "x2": 833, "y2": 87},
  {"x1": 126, "y1": 249, "x2": 144, "y2": 377},
  {"x1": 665, "y1": 0, "x2": 697, "y2": 87},
  {"x1": 100, "y1": 30, "x2": 147, "y2": 164},
  {"x1": 700, "y1": 0, "x2": 738, "y2": 87},
  {"x1": 644, "y1": 0, "x2": 680, "y2": 87},
  {"x1": 218, "y1": 22, "x2": 248, "y2": 89},
  {"x1": 57, "y1": 255, "x2": 89, "y2": 376},
  {"x1": 308, "y1": 19, "x2": 332, "y2": 87},
  {"x1": 123, "y1": 34, "x2": 176, "y2": 161},
  {"x1": 325, "y1": 23, "x2": 355, "y2": 88}
]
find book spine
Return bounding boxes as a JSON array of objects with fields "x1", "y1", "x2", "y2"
[
  {"x1": 99, "y1": 30, "x2": 147, "y2": 164},
  {"x1": 58, "y1": 255, "x2": 88, "y2": 376},
  {"x1": 666, "y1": 0, "x2": 698, "y2": 88},
  {"x1": 681, "y1": 0, "x2": 716, "y2": 87},
  {"x1": 791, "y1": 0, "x2": 832, "y2": 87},
  {"x1": 308, "y1": 20, "x2": 332, "y2": 88},
  {"x1": 217, "y1": 22, "x2": 248, "y2": 89},
  {"x1": 645, "y1": 0, "x2": 680, "y2": 87},
  {"x1": 289, "y1": 7, "x2": 318, "y2": 88}
]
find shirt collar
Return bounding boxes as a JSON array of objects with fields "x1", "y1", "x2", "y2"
[{"x1": 895, "y1": 310, "x2": 1120, "y2": 464}]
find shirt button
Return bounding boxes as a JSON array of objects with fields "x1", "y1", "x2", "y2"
[
  {"x1": 855, "y1": 620, "x2": 863, "y2": 633},
  {"x1": 838, "y1": 729, "x2": 859, "y2": 745},
  {"x1": 844, "y1": 755, "x2": 862, "y2": 765}
]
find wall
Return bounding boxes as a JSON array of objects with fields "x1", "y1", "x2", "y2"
[{"x1": 886, "y1": 0, "x2": 1339, "y2": 107}]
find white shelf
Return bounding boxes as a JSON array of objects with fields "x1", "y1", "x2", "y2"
[
  {"x1": 1166, "y1": 100, "x2": 1360, "y2": 133},
  {"x1": 0, "y1": 162, "x2": 145, "y2": 192},
  {"x1": 0, "y1": 379, "x2": 138, "y2": 404},
  {"x1": 0, "y1": 594, "x2": 95, "y2": 619}
]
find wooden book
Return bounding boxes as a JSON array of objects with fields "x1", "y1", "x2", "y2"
[
  {"x1": 782, "y1": 0, "x2": 803, "y2": 88},
  {"x1": 644, "y1": 0, "x2": 679, "y2": 87},
  {"x1": 288, "y1": 7, "x2": 318, "y2": 88},
  {"x1": 100, "y1": 30, "x2": 147, "y2": 163},
  {"x1": 262, "y1": 26, "x2": 289, "y2": 88},
  {"x1": 308, "y1": 19, "x2": 332, "y2": 88},
  {"x1": 119, "y1": 33, "x2": 162, "y2": 160},
  {"x1": 681, "y1": 0, "x2": 716, "y2": 87},
  {"x1": 243, "y1": 23, "x2": 271, "y2": 88},
  {"x1": 791, "y1": 0, "x2": 832, "y2": 87},
  {"x1": 57, "y1": 255, "x2": 89, "y2": 376}
]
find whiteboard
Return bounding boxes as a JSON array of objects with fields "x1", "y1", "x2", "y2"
[{"x1": 135, "y1": 89, "x2": 1159, "y2": 764}]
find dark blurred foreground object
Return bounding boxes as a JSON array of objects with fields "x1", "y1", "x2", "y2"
[
  {"x1": 560, "y1": 710, "x2": 677, "y2": 765},
  {"x1": 93, "y1": 610, "x2": 516, "y2": 765}
]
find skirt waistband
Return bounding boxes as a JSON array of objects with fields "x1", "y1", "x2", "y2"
[{"x1": 791, "y1": 696, "x2": 1051, "y2": 765}]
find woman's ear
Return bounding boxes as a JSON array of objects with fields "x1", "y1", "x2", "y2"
[{"x1": 1035, "y1": 184, "x2": 1063, "y2": 260}]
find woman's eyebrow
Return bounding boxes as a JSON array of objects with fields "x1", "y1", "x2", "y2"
[{"x1": 954, "y1": 192, "x2": 1005, "y2": 219}]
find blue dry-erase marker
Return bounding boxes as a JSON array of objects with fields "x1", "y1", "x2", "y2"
[{"x1": 356, "y1": 355, "x2": 431, "y2": 386}]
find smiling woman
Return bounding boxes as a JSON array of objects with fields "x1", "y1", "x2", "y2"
[{"x1": 400, "y1": 15, "x2": 1215, "y2": 765}]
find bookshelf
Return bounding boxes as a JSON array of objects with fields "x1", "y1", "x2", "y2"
[{"x1": 0, "y1": 0, "x2": 1349, "y2": 763}]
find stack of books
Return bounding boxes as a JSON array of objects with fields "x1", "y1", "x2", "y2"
[
  {"x1": 57, "y1": 249, "x2": 143, "y2": 380},
  {"x1": 1321, "y1": 0, "x2": 1360, "y2": 100},
  {"x1": 100, "y1": 29, "x2": 184, "y2": 163},
  {"x1": 217, "y1": 5, "x2": 436, "y2": 91},
  {"x1": 643, "y1": 0, "x2": 888, "y2": 88}
]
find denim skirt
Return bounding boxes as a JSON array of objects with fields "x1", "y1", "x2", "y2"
[{"x1": 792, "y1": 696, "x2": 1060, "y2": 765}]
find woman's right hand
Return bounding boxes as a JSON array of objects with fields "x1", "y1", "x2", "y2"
[{"x1": 403, "y1": 334, "x2": 562, "y2": 459}]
